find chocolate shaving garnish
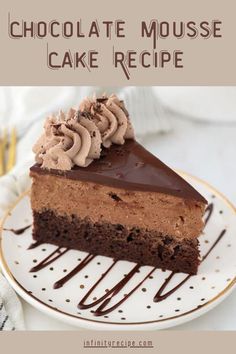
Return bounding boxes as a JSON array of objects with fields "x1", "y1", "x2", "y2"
[
  {"x1": 76, "y1": 110, "x2": 92, "y2": 121},
  {"x1": 96, "y1": 97, "x2": 108, "y2": 103},
  {"x1": 52, "y1": 124, "x2": 62, "y2": 129},
  {"x1": 108, "y1": 192, "x2": 123, "y2": 202}
]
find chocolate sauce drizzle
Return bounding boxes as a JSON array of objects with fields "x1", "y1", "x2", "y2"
[
  {"x1": 153, "y1": 273, "x2": 191, "y2": 303},
  {"x1": 30, "y1": 247, "x2": 69, "y2": 272},
  {"x1": 90, "y1": 267, "x2": 156, "y2": 317},
  {"x1": 153, "y1": 228, "x2": 226, "y2": 302},
  {"x1": 26, "y1": 202, "x2": 226, "y2": 316},
  {"x1": 27, "y1": 241, "x2": 43, "y2": 250},
  {"x1": 77, "y1": 263, "x2": 153, "y2": 316},
  {"x1": 4, "y1": 224, "x2": 31, "y2": 235},
  {"x1": 201, "y1": 229, "x2": 226, "y2": 261},
  {"x1": 204, "y1": 203, "x2": 214, "y2": 226},
  {"x1": 53, "y1": 254, "x2": 96, "y2": 289}
]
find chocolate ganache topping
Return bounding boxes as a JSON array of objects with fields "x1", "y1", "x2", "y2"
[{"x1": 33, "y1": 94, "x2": 135, "y2": 170}]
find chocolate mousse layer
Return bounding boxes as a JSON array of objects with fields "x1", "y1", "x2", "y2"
[{"x1": 30, "y1": 172, "x2": 205, "y2": 240}]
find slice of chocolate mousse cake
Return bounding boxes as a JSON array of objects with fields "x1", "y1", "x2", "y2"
[{"x1": 30, "y1": 94, "x2": 207, "y2": 275}]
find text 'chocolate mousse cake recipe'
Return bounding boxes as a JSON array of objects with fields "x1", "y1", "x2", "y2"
[{"x1": 30, "y1": 94, "x2": 207, "y2": 275}]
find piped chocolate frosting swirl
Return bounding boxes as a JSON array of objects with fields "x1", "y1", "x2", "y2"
[
  {"x1": 79, "y1": 94, "x2": 134, "y2": 148},
  {"x1": 33, "y1": 94, "x2": 134, "y2": 170}
]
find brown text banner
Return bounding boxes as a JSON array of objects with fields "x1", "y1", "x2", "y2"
[
  {"x1": 1, "y1": 331, "x2": 235, "y2": 353},
  {"x1": 0, "y1": 0, "x2": 236, "y2": 85}
]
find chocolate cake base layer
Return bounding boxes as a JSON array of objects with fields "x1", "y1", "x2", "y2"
[{"x1": 32, "y1": 210, "x2": 200, "y2": 274}]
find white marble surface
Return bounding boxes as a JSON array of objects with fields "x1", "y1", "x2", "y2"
[{"x1": 21, "y1": 113, "x2": 236, "y2": 330}]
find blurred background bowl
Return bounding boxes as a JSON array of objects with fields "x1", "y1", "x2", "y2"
[{"x1": 154, "y1": 87, "x2": 236, "y2": 123}]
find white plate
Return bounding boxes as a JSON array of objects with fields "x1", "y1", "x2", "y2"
[{"x1": 0, "y1": 172, "x2": 236, "y2": 330}]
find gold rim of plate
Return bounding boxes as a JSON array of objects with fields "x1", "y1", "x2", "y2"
[{"x1": 0, "y1": 173, "x2": 236, "y2": 327}]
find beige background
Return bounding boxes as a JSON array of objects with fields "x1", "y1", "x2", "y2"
[
  {"x1": 0, "y1": 0, "x2": 236, "y2": 85},
  {"x1": 0, "y1": 331, "x2": 235, "y2": 353}
]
